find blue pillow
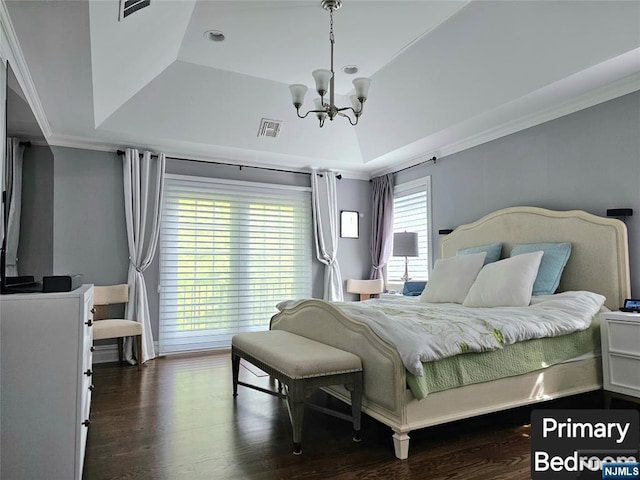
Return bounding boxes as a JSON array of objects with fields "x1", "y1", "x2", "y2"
[
  {"x1": 457, "y1": 242, "x2": 502, "y2": 265},
  {"x1": 402, "y1": 281, "x2": 427, "y2": 296},
  {"x1": 509, "y1": 242, "x2": 571, "y2": 296}
]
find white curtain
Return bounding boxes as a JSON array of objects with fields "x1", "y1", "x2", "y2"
[
  {"x1": 123, "y1": 148, "x2": 165, "y2": 363},
  {"x1": 311, "y1": 169, "x2": 343, "y2": 301},
  {"x1": 4, "y1": 138, "x2": 25, "y2": 277}
]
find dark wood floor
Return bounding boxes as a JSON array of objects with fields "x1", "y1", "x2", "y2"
[{"x1": 83, "y1": 352, "x2": 613, "y2": 480}]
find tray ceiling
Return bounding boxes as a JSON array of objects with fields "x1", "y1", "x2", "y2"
[{"x1": 4, "y1": 0, "x2": 640, "y2": 176}]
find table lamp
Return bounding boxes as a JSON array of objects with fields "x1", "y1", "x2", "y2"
[{"x1": 393, "y1": 232, "x2": 419, "y2": 282}]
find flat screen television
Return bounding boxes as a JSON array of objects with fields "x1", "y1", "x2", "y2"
[{"x1": 0, "y1": 62, "x2": 44, "y2": 294}]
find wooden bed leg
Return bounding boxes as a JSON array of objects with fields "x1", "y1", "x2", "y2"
[{"x1": 392, "y1": 431, "x2": 410, "y2": 460}]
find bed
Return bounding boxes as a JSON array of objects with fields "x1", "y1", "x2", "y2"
[{"x1": 269, "y1": 206, "x2": 630, "y2": 459}]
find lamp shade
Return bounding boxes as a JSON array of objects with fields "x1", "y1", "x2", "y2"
[
  {"x1": 349, "y1": 94, "x2": 362, "y2": 114},
  {"x1": 393, "y1": 232, "x2": 419, "y2": 257},
  {"x1": 289, "y1": 84, "x2": 308, "y2": 106},
  {"x1": 312, "y1": 69, "x2": 332, "y2": 95},
  {"x1": 352, "y1": 77, "x2": 371, "y2": 99}
]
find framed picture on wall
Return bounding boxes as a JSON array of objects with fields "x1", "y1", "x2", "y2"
[{"x1": 340, "y1": 211, "x2": 359, "y2": 238}]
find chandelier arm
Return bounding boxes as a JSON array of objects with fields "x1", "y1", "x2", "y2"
[
  {"x1": 296, "y1": 108, "x2": 328, "y2": 119},
  {"x1": 336, "y1": 110, "x2": 359, "y2": 126}
]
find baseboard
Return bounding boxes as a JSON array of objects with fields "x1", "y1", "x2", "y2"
[{"x1": 92, "y1": 341, "x2": 160, "y2": 364}]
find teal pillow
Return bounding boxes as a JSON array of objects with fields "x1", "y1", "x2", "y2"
[
  {"x1": 509, "y1": 242, "x2": 571, "y2": 295},
  {"x1": 457, "y1": 242, "x2": 502, "y2": 265}
]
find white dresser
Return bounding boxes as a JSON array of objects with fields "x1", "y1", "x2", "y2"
[
  {"x1": 600, "y1": 311, "x2": 640, "y2": 406},
  {"x1": 1, "y1": 284, "x2": 94, "y2": 480}
]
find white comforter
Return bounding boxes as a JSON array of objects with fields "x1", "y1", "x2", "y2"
[{"x1": 278, "y1": 291, "x2": 605, "y2": 376}]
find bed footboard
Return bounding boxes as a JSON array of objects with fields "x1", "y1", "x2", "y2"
[{"x1": 270, "y1": 299, "x2": 407, "y2": 424}]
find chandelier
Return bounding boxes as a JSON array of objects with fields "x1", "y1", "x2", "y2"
[{"x1": 289, "y1": 0, "x2": 371, "y2": 127}]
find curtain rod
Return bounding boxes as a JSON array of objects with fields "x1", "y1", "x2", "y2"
[
  {"x1": 392, "y1": 156, "x2": 437, "y2": 175},
  {"x1": 370, "y1": 156, "x2": 437, "y2": 181},
  {"x1": 115, "y1": 149, "x2": 342, "y2": 179}
]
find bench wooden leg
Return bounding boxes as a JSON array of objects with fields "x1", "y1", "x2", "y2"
[
  {"x1": 351, "y1": 371, "x2": 363, "y2": 442},
  {"x1": 288, "y1": 380, "x2": 306, "y2": 455},
  {"x1": 231, "y1": 350, "x2": 241, "y2": 397}
]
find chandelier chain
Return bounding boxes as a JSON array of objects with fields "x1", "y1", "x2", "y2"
[{"x1": 329, "y1": 7, "x2": 334, "y2": 43}]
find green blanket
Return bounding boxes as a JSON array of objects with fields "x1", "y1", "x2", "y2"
[{"x1": 406, "y1": 317, "x2": 600, "y2": 400}]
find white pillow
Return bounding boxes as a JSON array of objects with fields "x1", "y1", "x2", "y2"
[
  {"x1": 420, "y1": 252, "x2": 486, "y2": 303},
  {"x1": 462, "y1": 251, "x2": 544, "y2": 308}
]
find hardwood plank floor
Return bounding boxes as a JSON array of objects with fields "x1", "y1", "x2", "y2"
[{"x1": 83, "y1": 352, "x2": 609, "y2": 480}]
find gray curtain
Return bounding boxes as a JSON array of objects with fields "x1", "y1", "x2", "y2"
[
  {"x1": 4, "y1": 138, "x2": 25, "y2": 276},
  {"x1": 369, "y1": 173, "x2": 394, "y2": 280}
]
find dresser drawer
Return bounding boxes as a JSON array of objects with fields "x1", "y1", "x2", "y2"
[
  {"x1": 606, "y1": 320, "x2": 640, "y2": 356},
  {"x1": 607, "y1": 353, "x2": 640, "y2": 394}
]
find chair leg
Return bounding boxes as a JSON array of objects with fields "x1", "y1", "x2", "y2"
[
  {"x1": 117, "y1": 338, "x2": 124, "y2": 364},
  {"x1": 136, "y1": 335, "x2": 143, "y2": 371}
]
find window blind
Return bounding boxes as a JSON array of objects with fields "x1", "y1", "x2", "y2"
[
  {"x1": 159, "y1": 175, "x2": 312, "y2": 354},
  {"x1": 387, "y1": 183, "x2": 430, "y2": 282}
]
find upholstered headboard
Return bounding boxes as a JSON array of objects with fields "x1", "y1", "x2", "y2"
[{"x1": 440, "y1": 206, "x2": 630, "y2": 310}]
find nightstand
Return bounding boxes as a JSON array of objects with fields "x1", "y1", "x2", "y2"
[{"x1": 600, "y1": 311, "x2": 640, "y2": 407}]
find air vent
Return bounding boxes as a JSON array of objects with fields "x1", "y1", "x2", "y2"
[
  {"x1": 257, "y1": 118, "x2": 282, "y2": 138},
  {"x1": 119, "y1": 0, "x2": 151, "y2": 20}
]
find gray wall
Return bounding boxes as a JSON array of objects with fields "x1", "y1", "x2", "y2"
[
  {"x1": 35, "y1": 151, "x2": 372, "y2": 339},
  {"x1": 396, "y1": 91, "x2": 640, "y2": 296},
  {"x1": 51, "y1": 147, "x2": 129, "y2": 285},
  {"x1": 332, "y1": 179, "x2": 373, "y2": 302},
  {"x1": 20, "y1": 91, "x2": 638, "y2": 340}
]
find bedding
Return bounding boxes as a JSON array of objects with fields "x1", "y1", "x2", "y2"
[
  {"x1": 418, "y1": 252, "x2": 486, "y2": 303},
  {"x1": 278, "y1": 291, "x2": 605, "y2": 378},
  {"x1": 462, "y1": 250, "x2": 543, "y2": 307},
  {"x1": 407, "y1": 317, "x2": 601, "y2": 399}
]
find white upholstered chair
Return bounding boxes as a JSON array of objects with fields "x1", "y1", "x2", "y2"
[
  {"x1": 92, "y1": 284, "x2": 143, "y2": 370},
  {"x1": 346, "y1": 278, "x2": 384, "y2": 301}
]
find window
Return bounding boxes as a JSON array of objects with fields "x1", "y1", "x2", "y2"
[
  {"x1": 159, "y1": 175, "x2": 312, "y2": 354},
  {"x1": 387, "y1": 177, "x2": 431, "y2": 284}
]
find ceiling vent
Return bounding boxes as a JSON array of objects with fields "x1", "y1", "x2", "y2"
[
  {"x1": 119, "y1": 0, "x2": 151, "y2": 21},
  {"x1": 257, "y1": 118, "x2": 282, "y2": 139}
]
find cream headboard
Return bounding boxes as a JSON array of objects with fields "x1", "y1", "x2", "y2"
[{"x1": 440, "y1": 206, "x2": 630, "y2": 310}]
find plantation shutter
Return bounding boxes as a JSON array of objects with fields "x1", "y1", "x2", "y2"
[
  {"x1": 387, "y1": 183, "x2": 430, "y2": 282},
  {"x1": 159, "y1": 175, "x2": 312, "y2": 354}
]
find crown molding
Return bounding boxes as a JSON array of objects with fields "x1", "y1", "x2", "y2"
[
  {"x1": 47, "y1": 133, "x2": 372, "y2": 181},
  {"x1": 46, "y1": 70, "x2": 640, "y2": 183},
  {"x1": 0, "y1": 0, "x2": 52, "y2": 138}
]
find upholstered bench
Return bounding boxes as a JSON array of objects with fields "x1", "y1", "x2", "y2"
[{"x1": 231, "y1": 330, "x2": 363, "y2": 455}]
